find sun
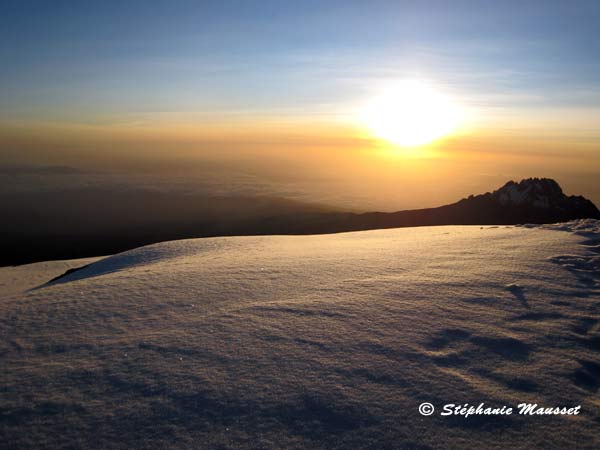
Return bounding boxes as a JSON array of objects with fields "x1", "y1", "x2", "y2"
[{"x1": 361, "y1": 81, "x2": 463, "y2": 147}]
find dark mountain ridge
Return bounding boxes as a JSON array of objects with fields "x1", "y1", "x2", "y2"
[
  {"x1": 1, "y1": 178, "x2": 598, "y2": 266},
  {"x1": 318, "y1": 177, "x2": 600, "y2": 233}
]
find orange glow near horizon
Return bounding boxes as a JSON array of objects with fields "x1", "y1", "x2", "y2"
[{"x1": 2, "y1": 113, "x2": 600, "y2": 212}]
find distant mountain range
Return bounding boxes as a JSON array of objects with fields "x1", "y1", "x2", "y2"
[
  {"x1": 297, "y1": 178, "x2": 600, "y2": 234},
  {"x1": 2, "y1": 178, "x2": 598, "y2": 266}
]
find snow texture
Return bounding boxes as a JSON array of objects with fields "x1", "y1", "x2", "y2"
[{"x1": 1, "y1": 221, "x2": 599, "y2": 448}]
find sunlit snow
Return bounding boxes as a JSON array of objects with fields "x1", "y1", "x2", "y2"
[{"x1": 1, "y1": 221, "x2": 599, "y2": 448}]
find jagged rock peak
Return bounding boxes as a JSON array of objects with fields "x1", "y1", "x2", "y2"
[{"x1": 494, "y1": 178, "x2": 566, "y2": 208}]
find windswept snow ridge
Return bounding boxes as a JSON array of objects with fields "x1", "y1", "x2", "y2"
[
  {"x1": 520, "y1": 219, "x2": 600, "y2": 292},
  {"x1": 523, "y1": 218, "x2": 600, "y2": 234}
]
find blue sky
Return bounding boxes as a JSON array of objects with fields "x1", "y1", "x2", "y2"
[
  {"x1": 1, "y1": 0, "x2": 600, "y2": 126},
  {"x1": 2, "y1": 1, "x2": 600, "y2": 210}
]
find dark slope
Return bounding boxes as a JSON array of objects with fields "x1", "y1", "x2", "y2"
[
  {"x1": 265, "y1": 178, "x2": 600, "y2": 234},
  {"x1": 348, "y1": 178, "x2": 599, "y2": 229},
  {"x1": 2, "y1": 178, "x2": 598, "y2": 266}
]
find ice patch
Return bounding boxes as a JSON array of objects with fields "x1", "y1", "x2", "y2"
[{"x1": 499, "y1": 183, "x2": 533, "y2": 206}]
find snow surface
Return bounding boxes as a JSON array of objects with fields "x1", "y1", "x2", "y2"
[
  {"x1": 0, "y1": 256, "x2": 103, "y2": 298},
  {"x1": 499, "y1": 184, "x2": 532, "y2": 206},
  {"x1": 1, "y1": 221, "x2": 599, "y2": 448}
]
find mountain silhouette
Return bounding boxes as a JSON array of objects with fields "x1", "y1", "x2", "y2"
[
  {"x1": 2, "y1": 178, "x2": 598, "y2": 266},
  {"x1": 292, "y1": 178, "x2": 600, "y2": 233}
]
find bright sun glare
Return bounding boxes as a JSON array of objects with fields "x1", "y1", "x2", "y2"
[{"x1": 361, "y1": 81, "x2": 463, "y2": 147}]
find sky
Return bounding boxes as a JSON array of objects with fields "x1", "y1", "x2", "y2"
[{"x1": 1, "y1": 0, "x2": 600, "y2": 210}]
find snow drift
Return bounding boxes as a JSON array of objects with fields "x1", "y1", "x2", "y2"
[{"x1": 1, "y1": 221, "x2": 599, "y2": 449}]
